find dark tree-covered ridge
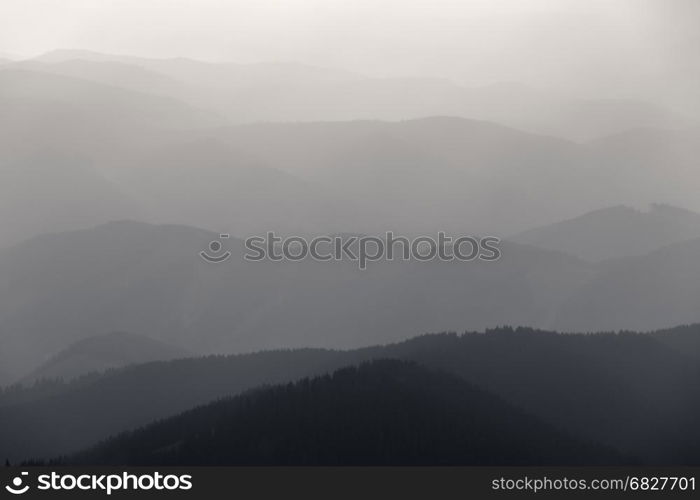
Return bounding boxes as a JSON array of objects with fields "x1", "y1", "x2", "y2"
[{"x1": 66, "y1": 360, "x2": 622, "y2": 466}]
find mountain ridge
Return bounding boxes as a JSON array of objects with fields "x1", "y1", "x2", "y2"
[
  {"x1": 62, "y1": 360, "x2": 623, "y2": 466},
  {"x1": 511, "y1": 203, "x2": 700, "y2": 262}
]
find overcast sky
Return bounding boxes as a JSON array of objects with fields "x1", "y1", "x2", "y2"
[{"x1": 1, "y1": 0, "x2": 698, "y2": 91}]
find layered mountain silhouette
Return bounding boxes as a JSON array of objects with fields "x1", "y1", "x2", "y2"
[
  {"x1": 107, "y1": 138, "x2": 359, "y2": 235},
  {"x1": 5, "y1": 212, "x2": 700, "y2": 381},
  {"x1": 213, "y1": 121, "x2": 700, "y2": 235},
  {"x1": 553, "y1": 236, "x2": 700, "y2": 332},
  {"x1": 0, "y1": 68, "x2": 221, "y2": 139},
  {"x1": 14, "y1": 51, "x2": 697, "y2": 141},
  {"x1": 512, "y1": 204, "x2": 700, "y2": 262},
  {"x1": 1, "y1": 348, "x2": 355, "y2": 461},
  {"x1": 4, "y1": 215, "x2": 700, "y2": 380},
  {"x1": 0, "y1": 147, "x2": 142, "y2": 248},
  {"x1": 0, "y1": 67, "x2": 219, "y2": 246},
  {"x1": 3, "y1": 326, "x2": 700, "y2": 464},
  {"x1": 2, "y1": 60, "x2": 700, "y2": 245},
  {"x1": 0, "y1": 221, "x2": 591, "y2": 378},
  {"x1": 2, "y1": 48, "x2": 699, "y2": 470},
  {"x1": 652, "y1": 324, "x2": 700, "y2": 361},
  {"x1": 19, "y1": 332, "x2": 188, "y2": 386},
  {"x1": 63, "y1": 360, "x2": 621, "y2": 466}
]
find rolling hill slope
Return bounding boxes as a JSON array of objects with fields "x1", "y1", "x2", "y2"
[{"x1": 65, "y1": 360, "x2": 621, "y2": 466}]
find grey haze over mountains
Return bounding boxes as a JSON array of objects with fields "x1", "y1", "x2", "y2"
[
  {"x1": 1, "y1": 49, "x2": 700, "y2": 383},
  {"x1": 0, "y1": 221, "x2": 591, "y2": 379},
  {"x1": 11, "y1": 50, "x2": 699, "y2": 141},
  {"x1": 2, "y1": 0, "x2": 700, "y2": 469},
  {"x1": 0, "y1": 66, "x2": 219, "y2": 245},
  {"x1": 2, "y1": 55, "x2": 700, "y2": 247},
  {"x1": 512, "y1": 204, "x2": 700, "y2": 262},
  {"x1": 2, "y1": 216, "x2": 700, "y2": 382},
  {"x1": 18, "y1": 332, "x2": 188, "y2": 386},
  {"x1": 553, "y1": 237, "x2": 700, "y2": 332}
]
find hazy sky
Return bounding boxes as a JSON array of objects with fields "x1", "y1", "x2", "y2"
[{"x1": 1, "y1": 0, "x2": 698, "y2": 88}]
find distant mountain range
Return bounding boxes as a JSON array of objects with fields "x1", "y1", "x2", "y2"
[
  {"x1": 2, "y1": 49, "x2": 699, "y2": 468},
  {"x1": 0, "y1": 68, "x2": 217, "y2": 245},
  {"x1": 2, "y1": 213, "x2": 700, "y2": 379},
  {"x1": 210, "y1": 120, "x2": 700, "y2": 235},
  {"x1": 553, "y1": 236, "x2": 700, "y2": 332},
  {"x1": 512, "y1": 204, "x2": 700, "y2": 262},
  {"x1": 18, "y1": 332, "x2": 188, "y2": 386},
  {"x1": 0, "y1": 220, "x2": 590, "y2": 378},
  {"x1": 11, "y1": 50, "x2": 698, "y2": 141},
  {"x1": 2, "y1": 58, "x2": 700, "y2": 244}
]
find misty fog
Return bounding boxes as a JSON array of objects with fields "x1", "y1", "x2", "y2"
[{"x1": 1, "y1": 0, "x2": 699, "y2": 469}]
